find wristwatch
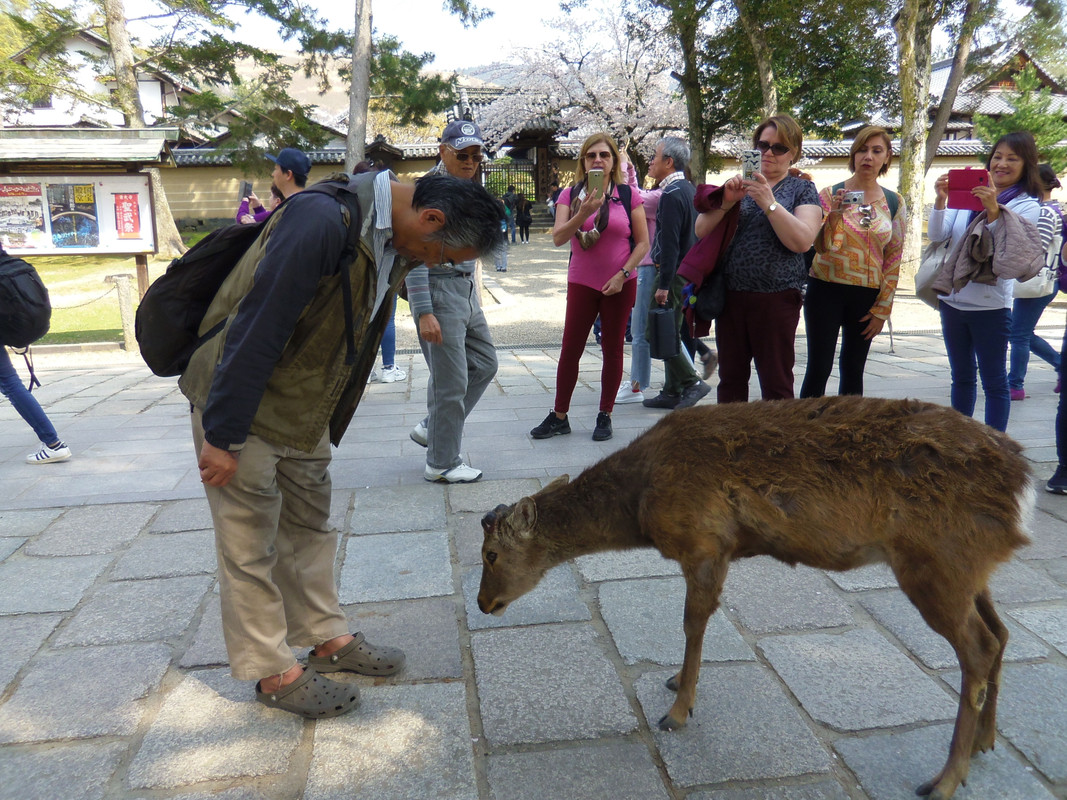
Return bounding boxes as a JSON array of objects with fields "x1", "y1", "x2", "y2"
[
  {"x1": 767, "y1": 202, "x2": 779, "y2": 213},
  {"x1": 620, "y1": 268, "x2": 631, "y2": 278}
]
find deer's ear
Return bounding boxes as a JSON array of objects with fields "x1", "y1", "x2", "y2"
[
  {"x1": 512, "y1": 497, "x2": 538, "y2": 538},
  {"x1": 544, "y1": 474, "x2": 570, "y2": 493}
]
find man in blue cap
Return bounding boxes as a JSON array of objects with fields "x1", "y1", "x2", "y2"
[
  {"x1": 265, "y1": 147, "x2": 312, "y2": 199},
  {"x1": 405, "y1": 119, "x2": 497, "y2": 483}
]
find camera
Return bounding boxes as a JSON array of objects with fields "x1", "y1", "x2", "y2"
[{"x1": 841, "y1": 190, "x2": 864, "y2": 205}]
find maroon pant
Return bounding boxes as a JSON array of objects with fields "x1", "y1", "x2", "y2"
[
  {"x1": 555, "y1": 280, "x2": 637, "y2": 414},
  {"x1": 715, "y1": 288, "x2": 803, "y2": 403}
]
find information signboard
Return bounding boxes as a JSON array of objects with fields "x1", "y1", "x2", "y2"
[{"x1": 0, "y1": 173, "x2": 155, "y2": 255}]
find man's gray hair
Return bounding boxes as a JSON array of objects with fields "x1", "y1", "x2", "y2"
[
  {"x1": 658, "y1": 137, "x2": 690, "y2": 175},
  {"x1": 413, "y1": 173, "x2": 505, "y2": 259}
]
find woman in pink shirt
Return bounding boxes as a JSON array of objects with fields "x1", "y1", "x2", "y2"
[{"x1": 530, "y1": 133, "x2": 649, "y2": 442}]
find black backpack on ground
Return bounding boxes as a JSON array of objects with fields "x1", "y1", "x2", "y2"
[
  {"x1": 135, "y1": 180, "x2": 364, "y2": 377},
  {"x1": 0, "y1": 251, "x2": 52, "y2": 348}
]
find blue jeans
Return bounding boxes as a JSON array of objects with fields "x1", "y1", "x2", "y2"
[
  {"x1": 0, "y1": 346, "x2": 59, "y2": 445},
  {"x1": 1009, "y1": 291, "x2": 1060, "y2": 389},
  {"x1": 624, "y1": 265, "x2": 654, "y2": 389},
  {"x1": 939, "y1": 302, "x2": 1011, "y2": 431},
  {"x1": 379, "y1": 294, "x2": 398, "y2": 368}
]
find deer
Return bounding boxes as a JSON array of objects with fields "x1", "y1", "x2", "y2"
[{"x1": 478, "y1": 396, "x2": 1033, "y2": 800}]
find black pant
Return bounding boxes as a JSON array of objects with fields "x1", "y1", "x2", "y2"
[
  {"x1": 800, "y1": 277, "x2": 880, "y2": 398},
  {"x1": 518, "y1": 222, "x2": 530, "y2": 242}
]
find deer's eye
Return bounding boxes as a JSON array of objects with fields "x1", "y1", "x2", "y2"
[{"x1": 485, "y1": 551, "x2": 497, "y2": 565}]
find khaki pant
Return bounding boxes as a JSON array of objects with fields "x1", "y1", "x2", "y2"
[{"x1": 192, "y1": 409, "x2": 349, "y2": 681}]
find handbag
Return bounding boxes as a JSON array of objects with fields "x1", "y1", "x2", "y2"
[
  {"x1": 647, "y1": 305, "x2": 680, "y2": 359},
  {"x1": 1014, "y1": 267, "x2": 1057, "y2": 299},
  {"x1": 693, "y1": 267, "x2": 726, "y2": 321},
  {"x1": 915, "y1": 239, "x2": 950, "y2": 309}
]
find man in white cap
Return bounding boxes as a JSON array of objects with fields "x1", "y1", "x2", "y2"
[
  {"x1": 406, "y1": 119, "x2": 498, "y2": 483},
  {"x1": 265, "y1": 147, "x2": 312, "y2": 199}
]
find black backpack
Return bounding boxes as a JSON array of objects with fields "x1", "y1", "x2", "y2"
[
  {"x1": 0, "y1": 252, "x2": 52, "y2": 348},
  {"x1": 135, "y1": 180, "x2": 364, "y2": 377}
]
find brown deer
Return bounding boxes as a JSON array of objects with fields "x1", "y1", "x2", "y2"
[{"x1": 478, "y1": 396, "x2": 1033, "y2": 800}]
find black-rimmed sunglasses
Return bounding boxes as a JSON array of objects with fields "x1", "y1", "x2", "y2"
[
  {"x1": 755, "y1": 141, "x2": 791, "y2": 156},
  {"x1": 447, "y1": 146, "x2": 484, "y2": 163}
]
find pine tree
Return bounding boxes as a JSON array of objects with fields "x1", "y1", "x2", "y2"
[{"x1": 974, "y1": 63, "x2": 1067, "y2": 173}]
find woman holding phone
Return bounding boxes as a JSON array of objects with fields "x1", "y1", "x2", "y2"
[
  {"x1": 927, "y1": 130, "x2": 1043, "y2": 431},
  {"x1": 530, "y1": 133, "x2": 649, "y2": 442},
  {"x1": 800, "y1": 125, "x2": 905, "y2": 398},
  {"x1": 693, "y1": 114, "x2": 822, "y2": 403}
]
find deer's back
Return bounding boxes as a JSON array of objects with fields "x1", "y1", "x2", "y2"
[{"x1": 617, "y1": 396, "x2": 1032, "y2": 571}]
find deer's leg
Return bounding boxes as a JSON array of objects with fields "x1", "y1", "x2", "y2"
[
  {"x1": 660, "y1": 557, "x2": 728, "y2": 731},
  {"x1": 971, "y1": 589, "x2": 1008, "y2": 755},
  {"x1": 902, "y1": 582, "x2": 1001, "y2": 800}
]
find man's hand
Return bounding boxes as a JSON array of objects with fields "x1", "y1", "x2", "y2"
[
  {"x1": 199, "y1": 441, "x2": 238, "y2": 487},
  {"x1": 654, "y1": 288, "x2": 669, "y2": 305},
  {"x1": 419, "y1": 313, "x2": 443, "y2": 345}
]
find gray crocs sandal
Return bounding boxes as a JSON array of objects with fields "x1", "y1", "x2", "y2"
[
  {"x1": 308, "y1": 632, "x2": 406, "y2": 676},
  {"x1": 255, "y1": 666, "x2": 360, "y2": 719}
]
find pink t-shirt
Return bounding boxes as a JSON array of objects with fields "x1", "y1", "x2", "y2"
[{"x1": 558, "y1": 185, "x2": 643, "y2": 291}]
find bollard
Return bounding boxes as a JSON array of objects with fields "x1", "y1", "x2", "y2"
[{"x1": 106, "y1": 273, "x2": 138, "y2": 352}]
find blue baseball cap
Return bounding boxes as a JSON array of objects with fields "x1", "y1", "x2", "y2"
[
  {"x1": 441, "y1": 120, "x2": 484, "y2": 150},
  {"x1": 265, "y1": 147, "x2": 312, "y2": 179}
]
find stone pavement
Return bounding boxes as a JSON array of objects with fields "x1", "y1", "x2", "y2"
[{"x1": 1, "y1": 237, "x2": 1067, "y2": 800}]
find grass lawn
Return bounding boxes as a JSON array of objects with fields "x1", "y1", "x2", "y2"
[{"x1": 32, "y1": 231, "x2": 206, "y2": 345}]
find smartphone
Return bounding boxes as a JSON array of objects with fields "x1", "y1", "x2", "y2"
[
  {"x1": 238, "y1": 180, "x2": 253, "y2": 201},
  {"x1": 740, "y1": 150, "x2": 761, "y2": 181},
  {"x1": 587, "y1": 168, "x2": 604, "y2": 195},
  {"x1": 947, "y1": 169, "x2": 990, "y2": 212},
  {"x1": 841, "y1": 190, "x2": 865, "y2": 205}
]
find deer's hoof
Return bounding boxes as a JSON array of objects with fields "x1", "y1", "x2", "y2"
[
  {"x1": 665, "y1": 675, "x2": 679, "y2": 691},
  {"x1": 915, "y1": 780, "x2": 951, "y2": 799},
  {"x1": 657, "y1": 712, "x2": 687, "y2": 731}
]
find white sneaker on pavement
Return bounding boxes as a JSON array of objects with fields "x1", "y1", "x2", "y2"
[
  {"x1": 614, "y1": 385, "x2": 645, "y2": 404},
  {"x1": 410, "y1": 420, "x2": 428, "y2": 447},
  {"x1": 368, "y1": 368, "x2": 381, "y2": 383},
  {"x1": 26, "y1": 442, "x2": 71, "y2": 464},
  {"x1": 380, "y1": 365, "x2": 406, "y2": 383},
  {"x1": 424, "y1": 463, "x2": 482, "y2": 483}
]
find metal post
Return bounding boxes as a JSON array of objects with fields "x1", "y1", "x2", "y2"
[{"x1": 106, "y1": 273, "x2": 138, "y2": 352}]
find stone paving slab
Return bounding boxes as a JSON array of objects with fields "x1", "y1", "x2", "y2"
[
  {"x1": 0, "y1": 613, "x2": 62, "y2": 692},
  {"x1": 338, "y1": 530, "x2": 453, "y2": 603},
  {"x1": 720, "y1": 558, "x2": 856, "y2": 633},
  {"x1": 304, "y1": 682, "x2": 477, "y2": 800},
  {"x1": 989, "y1": 559, "x2": 1067, "y2": 603},
  {"x1": 691, "y1": 783, "x2": 851, "y2": 800},
  {"x1": 111, "y1": 529, "x2": 216, "y2": 579},
  {"x1": 127, "y1": 668, "x2": 303, "y2": 789},
  {"x1": 0, "y1": 643, "x2": 170, "y2": 742},
  {"x1": 486, "y1": 741, "x2": 671, "y2": 800},
  {"x1": 348, "y1": 484, "x2": 446, "y2": 534},
  {"x1": 758, "y1": 629, "x2": 958, "y2": 730},
  {"x1": 0, "y1": 538, "x2": 23, "y2": 561},
  {"x1": 147, "y1": 497, "x2": 213, "y2": 532},
  {"x1": 0, "y1": 507, "x2": 63, "y2": 536},
  {"x1": 180, "y1": 593, "x2": 227, "y2": 669},
  {"x1": 995, "y1": 662, "x2": 1067, "y2": 782},
  {"x1": 341, "y1": 597, "x2": 464, "y2": 681},
  {"x1": 598, "y1": 576, "x2": 753, "y2": 665},
  {"x1": 471, "y1": 624, "x2": 636, "y2": 745},
  {"x1": 574, "y1": 548, "x2": 681, "y2": 581},
  {"x1": 835, "y1": 723, "x2": 1057, "y2": 800},
  {"x1": 0, "y1": 553, "x2": 113, "y2": 614},
  {"x1": 0, "y1": 740, "x2": 128, "y2": 800},
  {"x1": 55, "y1": 574, "x2": 213, "y2": 646},
  {"x1": 23, "y1": 502, "x2": 159, "y2": 556},
  {"x1": 635, "y1": 664, "x2": 833, "y2": 787},
  {"x1": 1006, "y1": 605, "x2": 1067, "y2": 656}
]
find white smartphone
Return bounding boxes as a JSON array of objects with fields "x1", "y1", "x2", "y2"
[
  {"x1": 587, "y1": 168, "x2": 605, "y2": 194},
  {"x1": 740, "y1": 150, "x2": 761, "y2": 181}
]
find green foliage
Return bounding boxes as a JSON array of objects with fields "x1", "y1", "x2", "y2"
[
  {"x1": 699, "y1": 0, "x2": 899, "y2": 138},
  {"x1": 973, "y1": 63, "x2": 1067, "y2": 173}
]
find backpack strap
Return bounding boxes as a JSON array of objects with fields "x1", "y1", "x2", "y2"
[{"x1": 616, "y1": 183, "x2": 635, "y2": 252}]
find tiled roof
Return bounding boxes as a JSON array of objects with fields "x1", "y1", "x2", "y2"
[
  {"x1": 0, "y1": 126, "x2": 178, "y2": 164},
  {"x1": 171, "y1": 143, "x2": 442, "y2": 167}
]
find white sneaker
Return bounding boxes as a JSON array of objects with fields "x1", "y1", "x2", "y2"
[
  {"x1": 380, "y1": 365, "x2": 406, "y2": 383},
  {"x1": 615, "y1": 385, "x2": 645, "y2": 404},
  {"x1": 410, "y1": 421, "x2": 428, "y2": 447},
  {"x1": 27, "y1": 442, "x2": 71, "y2": 464},
  {"x1": 424, "y1": 463, "x2": 482, "y2": 483},
  {"x1": 368, "y1": 368, "x2": 381, "y2": 383}
]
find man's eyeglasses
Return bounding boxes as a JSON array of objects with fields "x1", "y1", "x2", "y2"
[
  {"x1": 447, "y1": 146, "x2": 484, "y2": 164},
  {"x1": 584, "y1": 150, "x2": 613, "y2": 160},
  {"x1": 755, "y1": 141, "x2": 791, "y2": 156},
  {"x1": 434, "y1": 240, "x2": 456, "y2": 268}
]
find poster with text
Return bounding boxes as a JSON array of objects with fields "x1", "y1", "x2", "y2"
[
  {"x1": 47, "y1": 182, "x2": 100, "y2": 248},
  {"x1": 0, "y1": 183, "x2": 47, "y2": 250},
  {"x1": 113, "y1": 193, "x2": 141, "y2": 239}
]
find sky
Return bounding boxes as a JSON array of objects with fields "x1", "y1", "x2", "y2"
[{"x1": 229, "y1": 0, "x2": 562, "y2": 71}]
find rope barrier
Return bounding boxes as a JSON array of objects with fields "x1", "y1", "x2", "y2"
[{"x1": 49, "y1": 285, "x2": 118, "y2": 309}]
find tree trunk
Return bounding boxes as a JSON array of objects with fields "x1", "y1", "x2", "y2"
[
  {"x1": 102, "y1": 0, "x2": 185, "y2": 258},
  {"x1": 346, "y1": 0, "x2": 372, "y2": 171},
  {"x1": 925, "y1": 0, "x2": 982, "y2": 172},
  {"x1": 734, "y1": 0, "x2": 777, "y2": 118},
  {"x1": 894, "y1": 0, "x2": 941, "y2": 276},
  {"x1": 672, "y1": 13, "x2": 707, "y2": 181}
]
